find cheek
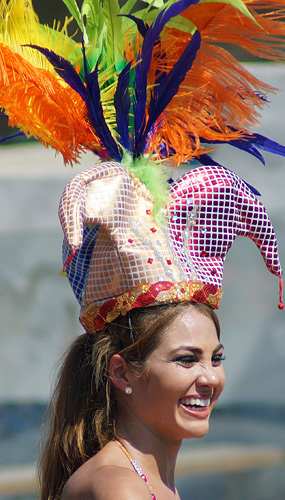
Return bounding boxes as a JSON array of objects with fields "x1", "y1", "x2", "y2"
[
  {"x1": 147, "y1": 366, "x2": 196, "y2": 399},
  {"x1": 141, "y1": 368, "x2": 180, "y2": 401},
  {"x1": 216, "y1": 366, "x2": 226, "y2": 396}
]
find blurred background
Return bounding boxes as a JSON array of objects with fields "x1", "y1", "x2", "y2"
[{"x1": 0, "y1": 1, "x2": 285, "y2": 499}]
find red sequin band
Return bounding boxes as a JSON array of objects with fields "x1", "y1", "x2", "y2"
[{"x1": 80, "y1": 281, "x2": 222, "y2": 333}]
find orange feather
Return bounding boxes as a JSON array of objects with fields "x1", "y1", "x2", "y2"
[
  {"x1": 0, "y1": 44, "x2": 104, "y2": 163},
  {"x1": 143, "y1": 0, "x2": 285, "y2": 163}
]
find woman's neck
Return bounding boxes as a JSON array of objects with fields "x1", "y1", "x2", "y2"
[{"x1": 116, "y1": 416, "x2": 182, "y2": 491}]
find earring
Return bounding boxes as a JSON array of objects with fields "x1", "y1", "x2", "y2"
[{"x1": 125, "y1": 386, "x2": 132, "y2": 395}]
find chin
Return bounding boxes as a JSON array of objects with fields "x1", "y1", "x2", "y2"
[
  {"x1": 188, "y1": 427, "x2": 209, "y2": 440},
  {"x1": 180, "y1": 420, "x2": 210, "y2": 440}
]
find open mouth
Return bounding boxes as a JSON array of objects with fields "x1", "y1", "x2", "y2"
[{"x1": 179, "y1": 397, "x2": 211, "y2": 411}]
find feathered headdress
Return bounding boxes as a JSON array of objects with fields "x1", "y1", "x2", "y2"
[{"x1": 1, "y1": 0, "x2": 284, "y2": 331}]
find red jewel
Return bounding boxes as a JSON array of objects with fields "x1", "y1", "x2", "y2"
[
  {"x1": 134, "y1": 291, "x2": 155, "y2": 307},
  {"x1": 141, "y1": 475, "x2": 147, "y2": 482},
  {"x1": 167, "y1": 259, "x2": 172, "y2": 265},
  {"x1": 211, "y1": 269, "x2": 217, "y2": 276},
  {"x1": 150, "y1": 227, "x2": 157, "y2": 233},
  {"x1": 192, "y1": 290, "x2": 206, "y2": 303},
  {"x1": 148, "y1": 258, "x2": 153, "y2": 264},
  {"x1": 128, "y1": 238, "x2": 133, "y2": 243},
  {"x1": 150, "y1": 282, "x2": 172, "y2": 297},
  {"x1": 100, "y1": 298, "x2": 118, "y2": 315},
  {"x1": 201, "y1": 250, "x2": 207, "y2": 257},
  {"x1": 204, "y1": 284, "x2": 217, "y2": 296},
  {"x1": 93, "y1": 316, "x2": 106, "y2": 331},
  {"x1": 146, "y1": 209, "x2": 151, "y2": 215}
]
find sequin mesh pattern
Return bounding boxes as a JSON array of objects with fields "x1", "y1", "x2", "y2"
[
  {"x1": 62, "y1": 224, "x2": 100, "y2": 303},
  {"x1": 59, "y1": 162, "x2": 282, "y2": 331},
  {"x1": 168, "y1": 165, "x2": 282, "y2": 282}
]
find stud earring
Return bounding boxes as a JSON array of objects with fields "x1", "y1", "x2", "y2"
[{"x1": 125, "y1": 386, "x2": 132, "y2": 395}]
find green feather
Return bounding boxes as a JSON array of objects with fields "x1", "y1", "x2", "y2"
[
  {"x1": 61, "y1": 0, "x2": 82, "y2": 29},
  {"x1": 162, "y1": 16, "x2": 197, "y2": 34},
  {"x1": 102, "y1": 0, "x2": 124, "y2": 72},
  {"x1": 121, "y1": 0, "x2": 140, "y2": 15},
  {"x1": 36, "y1": 23, "x2": 81, "y2": 57},
  {"x1": 82, "y1": 0, "x2": 104, "y2": 44},
  {"x1": 200, "y1": 0, "x2": 259, "y2": 26},
  {"x1": 122, "y1": 151, "x2": 170, "y2": 222},
  {"x1": 80, "y1": 0, "x2": 106, "y2": 71}
]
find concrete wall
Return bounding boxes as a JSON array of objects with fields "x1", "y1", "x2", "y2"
[{"x1": 0, "y1": 63, "x2": 284, "y2": 404}]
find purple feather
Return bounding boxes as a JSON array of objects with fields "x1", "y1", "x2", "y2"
[
  {"x1": 243, "y1": 132, "x2": 285, "y2": 157},
  {"x1": 0, "y1": 132, "x2": 25, "y2": 144},
  {"x1": 241, "y1": 180, "x2": 262, "y2": 196},
  {"x1": 197, "y1": 153, "x2": 223, "y2": 167},
  {"x1": 27, "y1": 44, "x2": 121, "y2": 160},
  {"x1": 121, "y1": 14, "x2": 149, "y2": 38},
  {"x1": 25, "y1": 45, "x2": 86, "y2": 102},
  {"x1": 197, "y1": 154, "x2": 261, "y2": 196},
  {"x1": 137, "y1": 30, "x2": 201, "y2": 155},
  {"x1": 227, "y1": 141, "x2": 266, "y2": 164},
  {"x1": 158, "y1": 141, "x2": 175, "y2": 157},
  {"x1": 114, "y1": 62, "x2": 132, "y2": 150},
  {"x1": 79, "y1": 39, "x2": 121, "y2": 160},
  {"x1": 133, "y1": 0, "x2": 200, "y2": 150},
  {"x1": 81, "y1": 34, "x2": 90, "y2": 80},
  {"x1": 201, "y1": 129, "x2": 285, "y2": 165},
  {"x1": 85, "y1": 63, "x2": 121, "y2": 161},
  {"x1": 201, "y1": 136, "x2": 266, "y2": 165}
]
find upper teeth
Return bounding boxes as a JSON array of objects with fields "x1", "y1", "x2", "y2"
[{"x1": 181, "y1": 397, "x2": 210, "y2": 407}]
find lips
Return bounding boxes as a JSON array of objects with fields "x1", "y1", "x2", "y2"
[{"x1": 178, "y1": 396, "x2": 212, "y2": 419}]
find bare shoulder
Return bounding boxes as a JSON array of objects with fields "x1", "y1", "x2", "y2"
[{"x1": 62, "y1": 463, "x2": 152, "y2": 500}]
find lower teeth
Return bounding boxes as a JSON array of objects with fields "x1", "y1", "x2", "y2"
[{"x1": 185, "y1": 404, "x2": 203, "y2": 409}]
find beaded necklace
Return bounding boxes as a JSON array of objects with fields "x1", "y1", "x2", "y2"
[{"x1": 115, "y1": 440, "x2": 156, "y2": 500}]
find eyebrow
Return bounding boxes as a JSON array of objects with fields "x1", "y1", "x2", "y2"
[{"x1": 169, "y1": 343, "x2": 224, "y2": 356}]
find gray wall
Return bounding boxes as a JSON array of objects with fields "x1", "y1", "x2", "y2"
[{"x1": 0, "y1": 63, "x2": 284, "y2": 404}]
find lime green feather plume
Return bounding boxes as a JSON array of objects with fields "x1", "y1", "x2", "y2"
[{"x1": 121, "y1": 150, "x2": 170, "y2": 222}]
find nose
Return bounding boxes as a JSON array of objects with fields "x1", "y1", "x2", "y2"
[{"x1": 196, "y1": 364, "x2": 221, "y2": 390}]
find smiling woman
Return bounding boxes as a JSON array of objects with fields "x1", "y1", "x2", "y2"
[{"x1": 41, "y1": 302, "x2": 225, "y2": 500}]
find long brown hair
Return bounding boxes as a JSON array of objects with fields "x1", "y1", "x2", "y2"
[{"x1": 39, "y1": 302, "x2": 220, "y2": 500}]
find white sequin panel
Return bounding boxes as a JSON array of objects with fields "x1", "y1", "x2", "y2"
[{"x1": 60, "y1": 163, "x2": 186, "y2": 305}]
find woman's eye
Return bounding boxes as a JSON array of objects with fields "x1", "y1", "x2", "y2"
[
  {"x1": 175, "y1": 356, "x2": 196, "y2": 366},
  {"x1": 212, "y1": 354, "x2": 226, "y2": 365}
]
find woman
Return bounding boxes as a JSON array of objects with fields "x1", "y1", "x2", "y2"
[{"x1": 40, "y1": 302, "x2": 225, "y2": 500}]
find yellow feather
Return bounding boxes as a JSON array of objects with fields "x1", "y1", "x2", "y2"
[{"x1": 0, "y1": 0, "x2": 78, "y2": 74}]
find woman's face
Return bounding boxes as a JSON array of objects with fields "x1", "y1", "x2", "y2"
[{"x1": 126, "y1": 307, "x2": 225, "y2": 442}]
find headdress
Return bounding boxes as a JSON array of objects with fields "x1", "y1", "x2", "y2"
[{"x1": 1, "y1": 0, "x2": 284, "y2": 332}]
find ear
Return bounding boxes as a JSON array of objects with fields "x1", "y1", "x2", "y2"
[{"x1": 109, "y1": 354, "x2": 130, "y2": 392}]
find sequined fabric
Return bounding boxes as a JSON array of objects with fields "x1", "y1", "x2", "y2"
[{"x1": 59, "y1": 162, "x2": 282, "y2": 332}]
